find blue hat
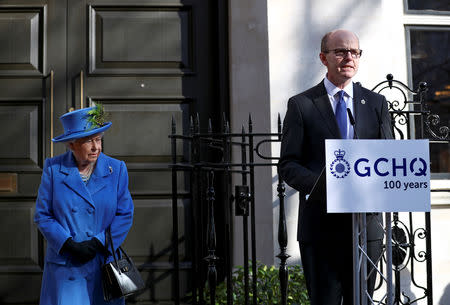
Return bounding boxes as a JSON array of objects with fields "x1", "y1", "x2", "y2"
[{"x1": 52, "y1": 106, "x2": 112, "y2": 142}]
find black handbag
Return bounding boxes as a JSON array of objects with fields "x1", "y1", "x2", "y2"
[{"x1": 101, "y1": 227, "x2": 145, "y2": 301}]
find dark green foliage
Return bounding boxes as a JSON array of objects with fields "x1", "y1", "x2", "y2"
[
  {"x1": 188, "y1": 261, "x2": 310, "y2": 305},
  {"x1": 87, "y1": 103, "x2": 109, "y2": 128}
]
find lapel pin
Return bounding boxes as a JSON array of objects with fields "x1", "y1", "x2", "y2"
[
  {"x1": 109, "y1": 166, "x2": 113, "y2": 174},
  {"x1": 361, "y1": 99, "x2": 366, "y2": 105}
]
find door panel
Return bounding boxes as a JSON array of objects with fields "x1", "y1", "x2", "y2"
[
  {"x1": 0, "y1": 2, "x2": 50, "y2": 304},
  {"x1": 0, "y1": 202, "x2": 40, "y2": 268},
  {"x1": 0, "y1": 104, "x2": 42, "y2": 170},
  {"x1": 0, "y1": 274, "x2": 42, "y2": 304},
  {"x1": 89, "y1": 6, "x2": 192, "y2": 74},
  {"x1": 102, "y1": 102, "x2": 188, "y2": 159},
  {"x1": 0, "y1": 7, "x2": 44, "y2": 76},
  {"x1": 0, "y1": 201, "x2": 42, "y2": 303}
]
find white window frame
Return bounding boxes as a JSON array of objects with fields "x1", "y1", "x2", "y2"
[
  {"x1": 404, "y1": 0, "x2": 450, "y2": 15},
  {"x1": 403, "y1": 9, "x2": 450, "y2": 198}
]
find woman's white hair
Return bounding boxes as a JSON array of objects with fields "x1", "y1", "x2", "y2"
[
  {"x1": 64, "y1": 139, "x2": 75, "y2": 149},
  {"x1": 64, "y1": 132, "x2": 104, "y2": 150}
]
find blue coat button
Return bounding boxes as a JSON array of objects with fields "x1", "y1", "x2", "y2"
[
  {"x1": 71, "y1": 207, "x2": 78, "y2": 213},
  {"x1": 87, "y1": 208, "x2": 94, "y2": 214}
]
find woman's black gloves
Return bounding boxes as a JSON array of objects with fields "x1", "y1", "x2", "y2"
[{"x1": 61, "y1": 238, "x2": 106, "y2": 264}]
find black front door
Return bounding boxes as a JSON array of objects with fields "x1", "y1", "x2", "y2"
[{"x1": 0, "y1": 0, "x2": 226, "y2": 303}]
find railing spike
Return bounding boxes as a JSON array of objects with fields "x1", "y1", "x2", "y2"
[
  {"x1": 208, "y1": 118, "x2": 213, "y2": 134},
  {"x1": 195, "y1": 113, "x2": 200, "y2": 133},
  {"x1": 222, "y1": 112, "x2": 227, "y2": 133},
  {"x1": 190, "y1": 116, "x2": 194, "y2": 135}
]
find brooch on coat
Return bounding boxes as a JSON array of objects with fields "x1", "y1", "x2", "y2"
[{"x1": 109, "y1": 166, "x2": 113, "y2": 174}]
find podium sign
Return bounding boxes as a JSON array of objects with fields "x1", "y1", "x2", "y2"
[{"x1": 325, "y1": 139, "x2": 430, "y2": 213}]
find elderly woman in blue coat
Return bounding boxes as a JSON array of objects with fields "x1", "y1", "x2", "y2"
[{"x1": 34, "y1": 106, "x2": 134, "y2": 305}]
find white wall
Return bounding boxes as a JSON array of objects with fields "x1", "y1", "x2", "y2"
[{"x1": 229, "y1": 0, "x2": 274, "y2": 267}]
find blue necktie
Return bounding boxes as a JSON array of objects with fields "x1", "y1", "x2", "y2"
[{"x1": 336, "y1": 90, "x2": 347, "y2": 139}]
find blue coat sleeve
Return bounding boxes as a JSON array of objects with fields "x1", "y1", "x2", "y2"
[
  {"x1": 94, "y1": 160, "x2": 134, "y2": 252},
  {"x1": 34, "y1": 159, "x2": 71, "y2": 254}
]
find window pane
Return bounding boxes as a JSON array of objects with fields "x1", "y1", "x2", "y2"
[
  {"x1": 410, "y1": 28, "x2": 450, "y2": 174},
  {"x1": 408, "y1": 0, "x2": 450, "y2": 12}
]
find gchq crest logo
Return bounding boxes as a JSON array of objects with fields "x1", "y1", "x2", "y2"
[{"x1": 330, "y1": 149, "x2": 351, "y2": 178}]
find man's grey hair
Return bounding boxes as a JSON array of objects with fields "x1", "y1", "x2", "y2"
[{"x1": 320, "y1": 31, "x2": 334, "y2": 52}]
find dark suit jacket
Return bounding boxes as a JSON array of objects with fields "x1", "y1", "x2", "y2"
[{"x1": 279, "y1": 80, "x2": 392, "y2": 243}]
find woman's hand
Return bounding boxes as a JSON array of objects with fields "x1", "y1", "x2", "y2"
[{"x1": 61, "y1": 238, "x2": 105, "y2": 263}]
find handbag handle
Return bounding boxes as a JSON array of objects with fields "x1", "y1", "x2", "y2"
[
  {"x1": 104, "y1": 227, "x2": 133, "y2": 274},
  {"x1": 104, "y1": 227, "x2": 118, "y2": 266}
]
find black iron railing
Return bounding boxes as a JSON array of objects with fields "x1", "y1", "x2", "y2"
[
  {"x1": 371, "y1": 74, "x2": 449, "y2": 305},
  {"x1": 170, "y1": 114, "x2": 285, "y2": 305},
  {"x1": 168, "y1": 74, "x2": 448, "y2": 305}
]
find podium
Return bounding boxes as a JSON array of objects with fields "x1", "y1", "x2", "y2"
[{"x1": 308, "y1": 139, "x2": 431, "y2": 305}]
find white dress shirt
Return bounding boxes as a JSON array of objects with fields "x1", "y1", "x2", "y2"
[{"x1": 324, "y1": 76, "x2": 355, "y2": 139}]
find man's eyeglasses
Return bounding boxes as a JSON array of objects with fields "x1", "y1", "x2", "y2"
[{"x1": 323, "y1": 48, "x2": 362, "y2": 59}]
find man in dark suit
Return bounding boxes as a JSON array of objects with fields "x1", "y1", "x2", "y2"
[{"x1": 279, "y1": 29, "x2": 392, "y2": 305}]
